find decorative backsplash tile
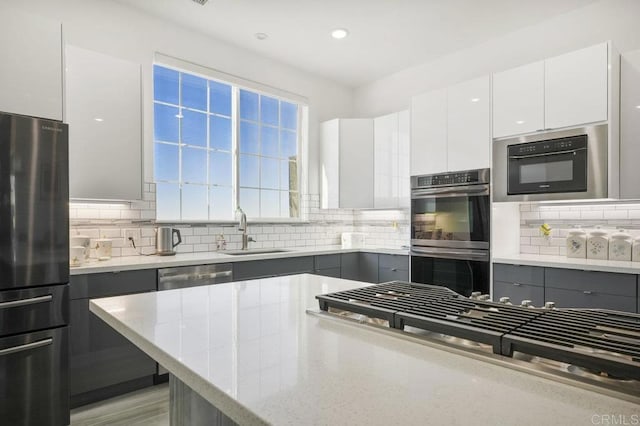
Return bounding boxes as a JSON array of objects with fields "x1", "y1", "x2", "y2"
[{"x1": 69, "y1": 183, "x2": 410, "y2": 258}]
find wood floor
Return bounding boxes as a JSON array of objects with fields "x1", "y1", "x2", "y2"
[{"x1": 70, "y1": 383, "x2": 170, "y2": 426}]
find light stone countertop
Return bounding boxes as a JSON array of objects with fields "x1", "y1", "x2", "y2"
[
  {"x1": 494, "y1": 253, "x2": 640, "y2": 274},
  {"x1": 90, "y1": 274, "x2": 639, "y2": 426},
  {"x1": 70, "y1": 245, "x2": 409, "y2": 275}
]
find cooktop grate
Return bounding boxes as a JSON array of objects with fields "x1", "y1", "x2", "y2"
[
  {"x1": 395, "y1": 298, "x2": 543, "y2": 354},
  {"x1": 502, "y1": 309, "x2": 640, "y2": 380},
  {"x1": 316, "y1": 281, "x2": 459, "y2": 325}
]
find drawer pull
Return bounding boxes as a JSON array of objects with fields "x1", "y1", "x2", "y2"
[
  {"x1": 0, "y1": 294, "x2": 53, "y2": 309},
  {"x1": 512, "y1": 282, "x2": 522, "y2": 287},
  {"x1": 0, "y1": 338, "x2": 53, "y2": 357},
  {"x1": 583, "y1": 291, "x2": 593, "y2": 295},
  {"x1": 391, "y1": 268, "x2": 398, "y2": 272}
]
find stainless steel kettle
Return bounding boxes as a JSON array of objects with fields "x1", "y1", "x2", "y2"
[{"x1": 156, "y1": 227, "x2": 182, "y2": 256}]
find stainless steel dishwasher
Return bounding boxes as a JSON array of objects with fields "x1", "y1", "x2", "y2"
[
  {"x1": 157, "y1": 263, "x2": 233, "y2": 291},
  {"x1": 156, "y1": 263, "x2": 233, "y2": 376}
]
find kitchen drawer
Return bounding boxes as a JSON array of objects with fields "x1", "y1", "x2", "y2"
[
  {"x1": 493, "y1": 264, "x2": 544, "y2": 287},
  {"x1": 314, "y1": 267, "x2": 341, "y2": 279},
  {"x1": 315, "y1": 255, "x2": 341, "y2": 270},
  {"x1": 233, "y1": 256, "x2": 314, "y2": 280},
  {"x1": 379, "y1": 267, "x2": 409, "y2": 283},
  {"x1": 70, "y1": 269, "x2": 157, "y2": 300},
  {"x1": 545, "y1": 287, "x2": 636, "y2": 313},
  {"x1": 493, "y1": 280, "x2": 544, "y2": 307},
  {"x1": 545, "y1": 268, "x2": 636, "y2": 297},
  {"x1": 378, "y1": 254, "x2": 409, "y2": 271},
  {"x1": 0, "y1": 284, "x2": 68, "y2": 336}
]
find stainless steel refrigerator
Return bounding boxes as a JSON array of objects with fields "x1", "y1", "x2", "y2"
[{"x1": 0, "y1": 111, "x2": 70, "y2": 425}]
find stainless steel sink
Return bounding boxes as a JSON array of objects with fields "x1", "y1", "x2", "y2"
[{"x1": 221, "y1": 249, "x2": 289, "y2": 256}]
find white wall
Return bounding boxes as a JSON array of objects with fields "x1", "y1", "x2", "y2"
[
  {"x1": 352, "y1": 0, "x2": 640, "y2": 117},
  {"x1": 6, "y1": 0, "x2": 354, "y2": 195}
]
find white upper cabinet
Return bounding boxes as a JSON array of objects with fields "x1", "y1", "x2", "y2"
[
  {"x1": 492, "y1": 61, "x2": 545, "y2": 138},
  {"x1": 374, "y1": 110, "x2": 410, "y2": 209},
  {"x1": 620, "y1": 49, "x2": 640, "y2": 199},
  {"x1": 492, "y1": 43, "x2": 609, "y2": 138},
  {"x1": 0, "y1": 8, "x2": 62, "y2": 120},
  {"x1": 320, "y1": 118, "x2": 374, "y2": 209},
  {"x1": 410, "y1": 88, "x2": 447, "y2": 175},
  {"x1": 66, "y1": 46, "x2": 143, "y2": 201},
  {"x1": 545, "y1": 42, "x2": 608, "y2": 130},
  {"x1": 447, "y1": 76, "x2": 491, "y2": 171}
]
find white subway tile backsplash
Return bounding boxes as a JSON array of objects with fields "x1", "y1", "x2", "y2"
[{"x1": 580, "y1": 210, "x2": 603, "y2": 220}]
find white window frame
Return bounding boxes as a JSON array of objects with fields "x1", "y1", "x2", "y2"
[{"x1": 152, "y1": 54, "x2": 308, "y2": 223}]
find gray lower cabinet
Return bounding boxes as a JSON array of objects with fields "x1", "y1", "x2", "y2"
[
  {"x1": 314, "y1": 254, "x2": 341, "y2": 278},
  {"x1": 545, "y1": 268, "x2": 637, "y2": 313},
  {"x1": 340, "y1": 253, "x2": 379, "y2": 283},
  {"x1": 232, "y1": 256, "x2": 314, "y2": 280},
  {"x1": 69, "y1": 270, "x2": 157, "y2": 407},
  {"x1": 493, "y1": 263, "x2": 639, "y2": 312},
  {"x1": 493, "y1": 264, "x2": 545, "y2": 306},
  {"x1": 378, "y1": 254, "x2": 409, "y2": 282}
]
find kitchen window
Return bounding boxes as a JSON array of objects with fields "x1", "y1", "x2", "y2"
[{"x1": 153, "y1": 64, "x2": 301, "y2": 221}]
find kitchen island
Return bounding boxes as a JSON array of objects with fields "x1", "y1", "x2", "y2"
[{"x1": 90, "y1": 274, "x2": 639, "y2": 425}]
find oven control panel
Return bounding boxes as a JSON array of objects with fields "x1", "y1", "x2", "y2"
[
  {"x1": 508, "y1": 134, "x2": 587, "y2": 156},
  {"x1": 414, "y1": 169, "x2": 489, "y2": 187}
]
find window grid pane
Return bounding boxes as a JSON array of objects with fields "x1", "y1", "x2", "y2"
[{"x1": 154, "y1": 64, "x2": 300, "y2": 220}]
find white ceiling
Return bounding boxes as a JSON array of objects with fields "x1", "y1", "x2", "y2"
[{"x1": 113, "y1": 0, "x2": 599, "y2": 88}]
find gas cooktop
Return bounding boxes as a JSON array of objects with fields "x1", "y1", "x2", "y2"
[{"x1": 315, "y1": 281, "x2": 640, "y2": 401}]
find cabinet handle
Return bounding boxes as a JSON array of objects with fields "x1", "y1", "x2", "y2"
[
  {"x1": 391, "y1": 268, "x2": 398, "y2": 272},
  {"x1": 513, "y1": 282, "x2": 522, "y2": 287},
  {"x1": 0, "y1": 294, "x2": 52, "y2": 309},
  {"x1": 583, "y1": 290, "x2": 593, "y2": 295},
  {"x1": 0, "y1": 338, "x2": 53, "y2": 357}
]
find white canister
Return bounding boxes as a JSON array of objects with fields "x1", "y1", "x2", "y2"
[
  {"x1": 633, "y1": 236, "x2": 640, "y2": 262},
  {"x1": 587, "y1": 228, "x2": 609, "y2": 260},
  {"x1": 566, "y1": 228, "x2": 587, "y2": 259},
  {"x1": 70, "y1": 235, "x2": 91, "y2": 259},
  {"x1": 95, "y1": 239, "x2": 113, "y2": 260},
  {"x1": 609, "y1": 230, "x2": 632, "y2": 261},
  {"x1": 70, "y1": 246, "x2": 85, "y2": 267}
]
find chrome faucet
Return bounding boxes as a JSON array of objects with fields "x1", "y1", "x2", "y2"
[{"x1": 236, "y1": 207, "x2": 254, "y2": 250}]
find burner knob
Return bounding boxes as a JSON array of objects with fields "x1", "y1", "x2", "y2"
[
  {"x1": 470, "y1": 291, "x2": 481, "y2": 299},
  {"x1": 520, "y1": 300, "x2": 533, "y2": 307},
  {"x1": 544, "y1": 302, "x2": 556, "y2": 309},
  {"x1": 478, "y1": 294, "x2": 491, "y2": 301},
  {"x1": 499, "y1": 297, "x2": 511, "y2": 304}
]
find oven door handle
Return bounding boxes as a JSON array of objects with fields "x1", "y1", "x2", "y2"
[
  {"x1": 508, "y1": 146, "x2": 587, "y2": 160},
  {"x1": 410, "y1": 247, "x2": 489, "y2": 261},
  {"x1": 411, "y1": 185, "x2": 489, "y2": 198}
]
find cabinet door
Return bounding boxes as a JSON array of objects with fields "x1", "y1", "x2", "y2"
[
  {"x1": 545, "y1": 43, "x2": 608, "y2": 129},
  {"x1": 620, "y1": 49, "x2": 640, "y2": 199},
  {"x1": 232, "y1": 257, "x2": 314, "y2": 280},
  {"x1": 447, "y1": 76, "x2": 491, "y2": 170},
  {"x1": 320, "y1": 120, "x2": 340, "y2": 209},
  {"x1": 492, "y1": 61, "x2": 544, "y2": 138},
  {"x1": 410, "y1": 88, "x2": 447, "y2": 175},
  {"x1": 339, "y1": 119, "x2": 374, "y2": 208},
  {"x1": 545, "y1": 287, "x2": 636, "y2": 313},
  {"x1": 0, "y1": 8, "x2": 62, "y2": 120},
  {"x1": 66, "y1": 45, "x2": 143, "y2": 201},
  {"x1": 397, "y1": 110, "x2": 411, "y2": 208},
  {"x1": 374, "y1": 113, "x2": 399, "y2": 208}
]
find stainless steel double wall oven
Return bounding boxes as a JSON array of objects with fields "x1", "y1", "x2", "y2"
[{"x1": 410, "y1": 168, "x2": 490, "y2": 296}]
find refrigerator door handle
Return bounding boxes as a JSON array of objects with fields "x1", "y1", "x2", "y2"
[
  {"x1": 0, "y1": 338, "x2": 53, "y2": 357},
  {"x1": 0, "y1": 294, "x2": 53, "y2": 309}
]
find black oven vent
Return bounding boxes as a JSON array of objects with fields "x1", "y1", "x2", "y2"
[
  {"x1": 502, "y1": 309, "x2": 640, "y2": 380},
  {"x1": 316, "y1": 281, "x2": 460, "y2": 326}
]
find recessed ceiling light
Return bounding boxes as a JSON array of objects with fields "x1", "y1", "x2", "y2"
[
  {"x1": 331, "y1": 28, "x2": 349, "y2": 40},
  {"x1": 255, "y1": 33, "x2": 268, "y2": 41},
  {"x1": 635, "y1": 105, "x2": 640, "y2": 109},
  {"x1": 516, "y1": 120, "x2": 525, "y2": 124},
  {"x1": 94, "y1": 118, "x2": 104, "y2": 122},
  {"x1": 470, "y1": 98, "x2": 480, "y2": 103}
]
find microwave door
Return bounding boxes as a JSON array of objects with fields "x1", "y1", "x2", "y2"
[{"x1": 508, "y1": 147, "x2": 588, "y2": 195}]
